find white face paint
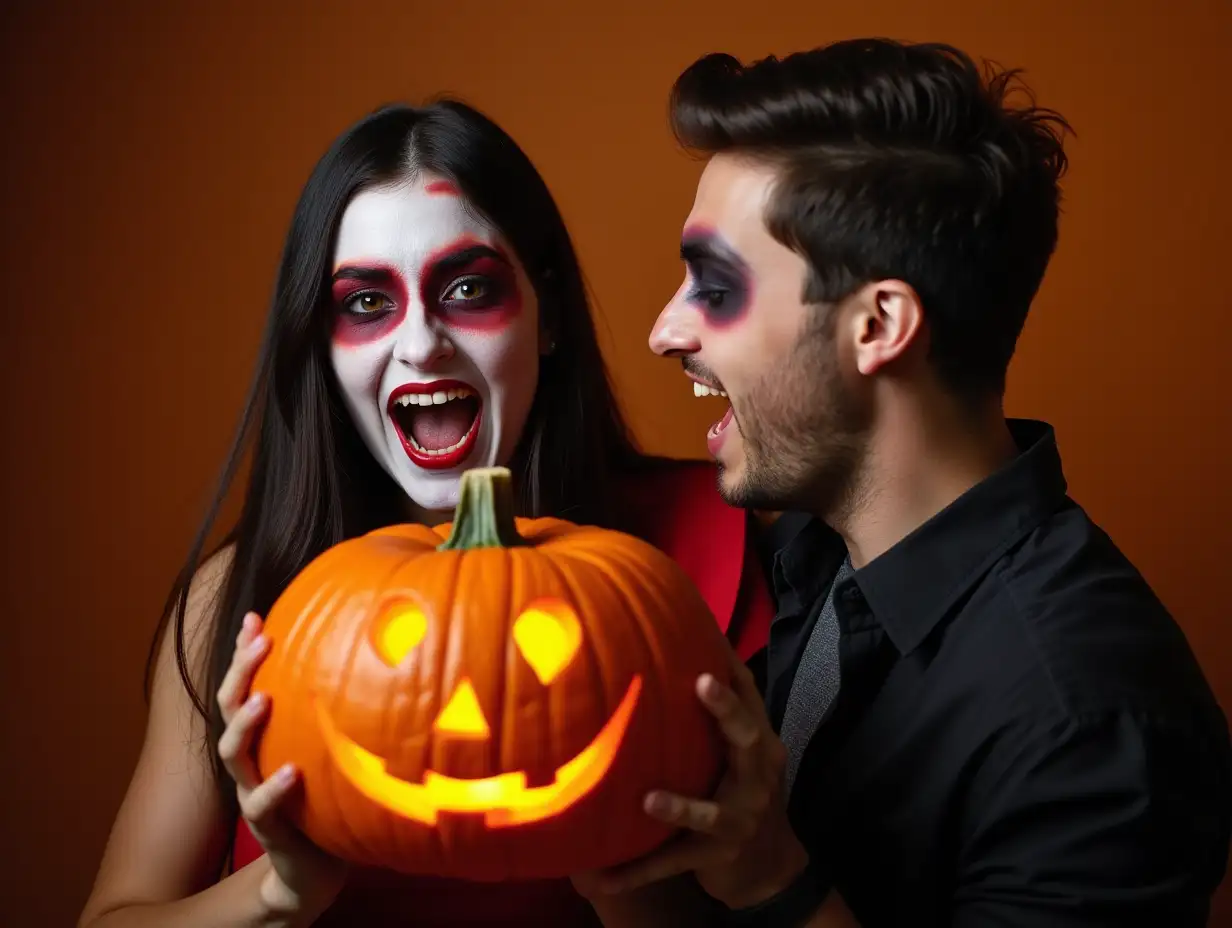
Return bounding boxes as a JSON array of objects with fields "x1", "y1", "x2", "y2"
[{"x1": 329, "y1": 174, "x2": 540, "y2": 515}]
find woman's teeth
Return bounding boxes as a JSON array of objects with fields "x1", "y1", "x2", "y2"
[
  {"x1": 407, "y1": 421, "x2": 478, "y2": 456},
  {"x1": 393, "y1": 386, "x2": 475, "y2": 407}
]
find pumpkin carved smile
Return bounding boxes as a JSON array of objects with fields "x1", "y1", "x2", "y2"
[{"x1": 315, "y1": 676, "x2": 641, "y2": 827}]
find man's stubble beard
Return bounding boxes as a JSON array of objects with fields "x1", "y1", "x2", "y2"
[{"x1": 718, "y1": 311, "x2": 872, "y2": 520}]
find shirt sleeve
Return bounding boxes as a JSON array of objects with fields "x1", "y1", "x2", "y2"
[{"x1": 952, "y1": 709, "x2": 1232, "y2": 927}]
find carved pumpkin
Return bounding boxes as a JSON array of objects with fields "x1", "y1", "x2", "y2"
[{"x1": 251, "y1": 466, "x2": 731, "y2": 881}]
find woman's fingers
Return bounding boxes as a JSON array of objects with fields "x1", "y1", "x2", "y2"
[
  {"x1": 217, "y1": 613, "x2": 268, "y2": 724},
  {"x1": 218, "y1": 691, "x2": 268, "y2": 791},
  {"x1": 240, "y1": 762, "x2": 300, "y2": 838}
]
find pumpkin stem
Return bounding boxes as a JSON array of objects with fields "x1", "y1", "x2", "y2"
[{"x1": 437, "y1": 466, "x2": 527, "y2": 551}]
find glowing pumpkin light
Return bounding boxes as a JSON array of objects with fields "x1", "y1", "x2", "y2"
[{"x1": 251, "y1": 466, "x2": 731, "y2": 881}]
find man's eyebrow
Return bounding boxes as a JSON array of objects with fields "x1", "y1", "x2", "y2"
[{"x1": 679, "y1": 229, "x2": 748, "y2": 271}]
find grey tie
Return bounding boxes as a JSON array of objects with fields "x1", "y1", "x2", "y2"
[{"x1": 779, "y1": 556, "x2": 852, "y2": 797}]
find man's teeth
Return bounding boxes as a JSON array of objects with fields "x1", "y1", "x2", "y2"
[
  {"x1": 692, "y1": 382, "x2": 728, "y2": 398},
  {"x1": 394, "y1": 386, "x2": 475, "y2": 407}
]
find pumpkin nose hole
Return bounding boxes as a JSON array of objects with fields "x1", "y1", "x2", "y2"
[{"x1": 433, "y1": 678, "x2": 490, "y2": 739}]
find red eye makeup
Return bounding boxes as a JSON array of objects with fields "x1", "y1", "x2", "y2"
[
  {"x1": 417, "y1": 236, "x2": 523, "y2": 335},
  {"x1": 330, "y1": 263, "x2": 408, "y2": 346}
]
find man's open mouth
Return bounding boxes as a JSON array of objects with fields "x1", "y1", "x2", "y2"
[
  {"x1": 687, "y1": 373, "x2": 735, "y2": 444},
  {"x1": 388, "y1": 380, "x2": 482, "y2": 471}
]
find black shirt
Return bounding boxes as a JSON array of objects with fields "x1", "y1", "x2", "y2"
[{"x1": 755, "y1": 419, "x2": 1231, "y2": 928}]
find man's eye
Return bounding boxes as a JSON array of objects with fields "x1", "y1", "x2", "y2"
[{"x1": 689, "y1": 288, "x2": 728, "y2": 309}]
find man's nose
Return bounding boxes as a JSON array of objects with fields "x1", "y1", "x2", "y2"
[{"x1": 648, "y1": 297, "x2": 701, "y2": 358}]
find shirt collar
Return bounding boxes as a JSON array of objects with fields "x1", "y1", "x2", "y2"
[
  {"x1": 855, "y1": 418, "x2": 1068, "y2": 655},
  {"x1": 772, "y1": 513, "x2": 846, "y2": 616}
]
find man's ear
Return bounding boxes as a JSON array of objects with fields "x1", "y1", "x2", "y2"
[{"x1": 850, "y1": 280, "x2": 925, "y2": 376}]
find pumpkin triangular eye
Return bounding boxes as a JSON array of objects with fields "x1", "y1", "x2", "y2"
[
  {"x1": 513, "y1": 600, "x2": 581, "y2": 684},
  {"x1": 374, "y1": 601, "x2": 427, "y2": 666}
]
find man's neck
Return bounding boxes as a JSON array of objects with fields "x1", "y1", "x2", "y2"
[{"x1": 828, "y1": 395, "x2": 1017, "y2": 569}]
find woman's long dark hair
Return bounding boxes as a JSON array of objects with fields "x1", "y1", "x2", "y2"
[{"x1": 146, "y1": 99, "x2": 648, "y2": 812}]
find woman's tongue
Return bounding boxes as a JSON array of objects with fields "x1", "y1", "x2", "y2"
[{"x1": 408, "y1": 402, "x2": 474, "y2": 452}]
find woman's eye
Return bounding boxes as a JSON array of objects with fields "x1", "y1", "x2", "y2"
[
  {"x1": 443, "y1": 278, "x2": 490, "y2": 303},
  {"x1": 349, "y1": 293, "x2": 393, "y2": 314}
]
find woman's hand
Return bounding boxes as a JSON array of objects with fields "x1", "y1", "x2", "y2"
[{"x1": 217, "y1": 612, "x2": 349, "y2": 923}]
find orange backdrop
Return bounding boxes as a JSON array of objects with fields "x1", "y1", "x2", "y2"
[{"x1": 2, "y1": 1, "x2": 1229, "y2": 925}]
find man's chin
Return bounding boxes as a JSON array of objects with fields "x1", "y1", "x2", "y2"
[{"x1": 715, "y1": 460, "x2": 751, "y2": 508}]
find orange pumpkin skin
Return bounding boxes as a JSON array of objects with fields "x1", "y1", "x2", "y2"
[{"x1": 250, "y1": 467, "x2": 731, "y2": 881}]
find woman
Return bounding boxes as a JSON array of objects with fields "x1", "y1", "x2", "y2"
[{"x1": 78, "y1": 99, "x2": 773, "y2": 927}]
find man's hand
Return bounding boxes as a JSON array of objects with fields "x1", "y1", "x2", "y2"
[{"x1": 577, "y1": 649, "x2": 810, "y2": 911}]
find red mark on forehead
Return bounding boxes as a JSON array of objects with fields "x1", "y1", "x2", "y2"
[
  {"x1": 330, "y1": 260, "x2": 409, "y2": 347},
  {"x1": 424, "y1": 180, "x2": 459, "y2": 196},
  {"x1": 419, "y1": 235, "x2": 523, "y2": 335}
]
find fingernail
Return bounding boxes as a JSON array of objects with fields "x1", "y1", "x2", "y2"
[
  {"x1": 247, "y1": 634, "x2": 267, "y2": 655},
  {"x1": 276, "y1": 763, "x2": 296, "y2": 785},
  {"x1": 645, "y1": 791, "x2": 676, "y2": 817},
  {"x1": 698, "y1": 674, "x2": 720, "y2": 699},
  {"x1": 245, "y1": 692, "x2": 266, "y2": 713}
]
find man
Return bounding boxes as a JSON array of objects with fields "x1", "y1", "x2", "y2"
[{"x1": 576, "y1": 38, "x2": 1232, "y2": 927}]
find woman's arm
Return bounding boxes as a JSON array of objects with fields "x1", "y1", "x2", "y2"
[{"x1": 77, "y1": 550, "x2": 312, "y2": 928}]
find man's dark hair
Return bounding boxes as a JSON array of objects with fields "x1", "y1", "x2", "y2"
[{"x1": 669, "y1": 38, "x2": 1073, "y2": 399}]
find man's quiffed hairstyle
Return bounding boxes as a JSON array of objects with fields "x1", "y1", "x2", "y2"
[{"x1": 670, "y1": 39, "x2": 1073, "y2": 399}]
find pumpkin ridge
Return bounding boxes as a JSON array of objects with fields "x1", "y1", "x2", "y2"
[
  {"x1": 551, "y1": 545, "x2": 678, "y2": 686},
  {"x1": 434, "y1": 548, "x2": 471, "y2": 781},
  {"x1": 382, "y1": 552, "x2": 451, "y2": 863},
  {"x1": 328, "y1": 598, "x2": 386, "y2": 860},
  {"x1": 529, "y1": 547, "x2": 635, "y2": 861},
  {"x1": 577, "y1": 549, "x2": 680, "y2": 857},
  {"x1": 279, "y1": 582, "x2": 358, "y2": 857},
  {"x1": 327, "y1": 552, "x2": 417, "y2": 861},
  {"x1": 552, "y1": 541, "x2": 697, "y2": 797},
  {"x1": 491, "y1": 547, "x2": 513, "y2": 803},
  {"x1": 533, "y1": 549, "x2": 611, "y2": 775},
  {"x1": 549, "y1": 548, "x2": 673, "y2": 707}
]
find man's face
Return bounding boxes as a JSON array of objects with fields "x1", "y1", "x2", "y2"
[
  {"x1": 329, "y1": 174, "x2": 540, "y2": 514},
  {"x1": 649, "y1": 154, "x2": 870, "y2": 512}
]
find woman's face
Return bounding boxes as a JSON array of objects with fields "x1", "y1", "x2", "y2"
[{"x1": 329, "y1": 173, "x2": 542, "y2": 515}]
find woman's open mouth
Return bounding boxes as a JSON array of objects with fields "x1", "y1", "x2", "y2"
[{"x1": 388, "y1": 380, "x2": 482, "y2": 471}]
